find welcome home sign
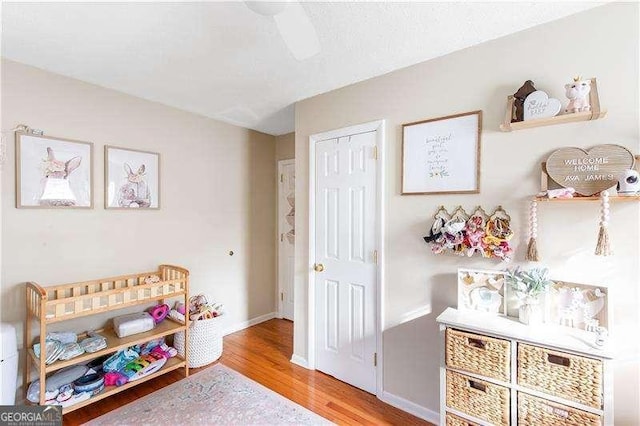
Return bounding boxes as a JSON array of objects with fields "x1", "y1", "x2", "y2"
[{"x1": 545, "y1": 144, "x2": 635, "y2": 196}]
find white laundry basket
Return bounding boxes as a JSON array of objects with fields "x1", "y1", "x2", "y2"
[
  {"x1": 174, "y1": 316, "x2": 223, "y2": 368},
  {"x1": 0, "y1": 323, "x2": 18, "y2": 405}
]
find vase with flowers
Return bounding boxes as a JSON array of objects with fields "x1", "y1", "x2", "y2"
[{"x1": 505, "y1": 267, "x2": 553, "y2": 325}]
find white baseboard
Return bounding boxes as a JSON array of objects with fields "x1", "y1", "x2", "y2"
[
  {"x1": 290, "y1": 354, "x2": 310, "y2": 369},
  {"x1": 223, "y1": 312, "x2": 277, "y2": 336},
  {"x1": 378, "y1": 390, "x2": 439, "y2": 425}
]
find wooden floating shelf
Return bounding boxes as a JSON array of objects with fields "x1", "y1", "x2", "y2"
[
  {"x1": 28, "y1": 318, "x2": 186, "y2": 374},
  {"x1": 500, "y1": 77, "x2": 606, "y2": 132},
  {"x1": 501, "y1": 109, "x2": 607, "y2": 132},
  {"x1": 60, "y1": 355, "x2": 186, "y2": 414},
  {"x1": 535, "y1": 195, "x2": 640, "y2": 202}
]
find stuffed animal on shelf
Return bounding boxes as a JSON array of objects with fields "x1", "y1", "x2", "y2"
[
  {"x1": 564, "y1": 77, "x2": 591, "y2": 113},
  {"x1": 512, "y1": 80, "x2": 537, "y2": 122}
]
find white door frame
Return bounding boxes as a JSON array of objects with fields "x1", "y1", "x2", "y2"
[
  {"x1": 307, "y1": 119, "x2": 385, "y2": 395},
  {"x1": 277, "y1": 158, "x2": 295, "y2": 320}
]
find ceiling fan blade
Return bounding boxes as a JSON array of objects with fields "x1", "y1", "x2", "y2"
[
  {"x1": 273, "y1": 2, "x2": 320, "y2": 61},
  {"x1": 245, "y1": 1, "x2": 287, "y2": 17}
]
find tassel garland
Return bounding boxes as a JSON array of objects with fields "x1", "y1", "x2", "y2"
[
  {"x1": 525, "y1": 199, "x2": 540, "y2": 261},
  {"x1": 595, "y1": 190, "x2": 612, "y2": 256}
]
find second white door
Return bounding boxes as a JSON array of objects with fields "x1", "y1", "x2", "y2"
[
  {"x1": 278, "y1": 159, "x2": 295, "y2": 321},
  {"x1": 314, "y1": 130, "x2": 378, "y2": 394}
]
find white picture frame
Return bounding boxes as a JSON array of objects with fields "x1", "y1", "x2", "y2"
[
  {"x1": 547, "y1": 281, "x2": 608, "y2": 331},
  {"x1": 16, "y1": 133, "x2": 93, "y2": 209},
  {"x1": 402, "y1": 110, "x2": 482, "y2": 195},
  {"x1": 105, "y1": 146, "x2": 160, "y2": 210},
  {"x1": 457, "y1": 268, "x2": 506, "y2": 315}
]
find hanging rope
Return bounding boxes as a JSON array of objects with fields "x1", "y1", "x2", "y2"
[
  {"x1": 525, "y1": 198, "x2": 540, "y2": 261},
  {"x1": 595, "y1": 190, "x2": 612, "y2": 256}
]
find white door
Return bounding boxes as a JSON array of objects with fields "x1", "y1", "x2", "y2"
[
  {"x1": 314, "y1": 131, "x2": 378, "y2": 394},
  {"x1": 278, "y1": 160, "x2": 295, "y2": 321}
]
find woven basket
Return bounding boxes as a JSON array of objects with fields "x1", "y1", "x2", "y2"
[
  {"x1": 445, "y1": 412, "x2": 481, "y2": 426},
  {"x1": 518, "y1": 343, "x2": 602, "y2": 409},
  {"x1": 174, "y1": 316, "x2": 223, "y2": 368},
  {"x1": 446, "y1": 328, "x2": 511, "y2": 382},
  {"x1": 518, "y1": 392, "x2": 602, "y2": 426},
  {"x1": 446, "y1": 370, "x2": 510, "y2": 426}
]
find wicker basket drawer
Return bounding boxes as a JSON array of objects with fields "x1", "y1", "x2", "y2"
[
  {"x1": 446, "y1": 328, "x2": 511, "y2": 382},
  {"x1": 518, "y1": 392, "x2": 602, "y2": 426},
  {"x1": 517, "y1": 343, "x2": 602, "y2": 409},
  {"x1": 446, "y1": 370, "x2": 510, "y2": 426},
  {"x1": 446, "y1": 413, "x2": 481, "y2": 426}
]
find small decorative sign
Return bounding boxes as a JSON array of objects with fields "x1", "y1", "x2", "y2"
[
  {"x1": 523, "y1": 90, "x2": 561, "y2": 121},
  {"x1": 546, "y1": 144, "x2": 635, "y2": 196}
]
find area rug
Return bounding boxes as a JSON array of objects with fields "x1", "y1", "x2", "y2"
[{"x1": 84, "y1": 364, "x2": 332, "y2": 425}]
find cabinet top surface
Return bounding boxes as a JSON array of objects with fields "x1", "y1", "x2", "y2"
[{"x1": 437, "y1": 307, "x2": 614, "y2": 359}]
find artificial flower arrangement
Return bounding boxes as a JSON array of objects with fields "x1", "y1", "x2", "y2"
[
  {"x1": 504, "y1": 267, "x2": 553, "y2": 325},
  {"x1": 424, "y1": 205, "x2": 514, "y2": 261},
  {"x1": 504, "y1": 267, "x2": 553, "y2": 299}
]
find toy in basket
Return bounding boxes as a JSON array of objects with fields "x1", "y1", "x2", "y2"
[{"x1": 172, "y1": 294, "x2": 224, "y2": 368}]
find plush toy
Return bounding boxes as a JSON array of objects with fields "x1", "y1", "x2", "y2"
[
  {"x1": 512, "y1": 80, "x2": 537, "y2": 122},
  {"x1": 564, "y1": 77, "x2": 591, "y2": 113}
]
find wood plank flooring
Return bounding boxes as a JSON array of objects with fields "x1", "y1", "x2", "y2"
[{"x1": 64, "y1": 319, "x2": 432, "y2": 425}]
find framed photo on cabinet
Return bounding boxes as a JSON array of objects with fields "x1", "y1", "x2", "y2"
[
  {"x1": 16, "y1": 133, "x2": 93, "y2": 208},
  {"x1": 105, "y1": 146, "x2": 160, "y2": 209},
  {"x1": 402, "y1": 110, "x2": 482, "y2": 195}
]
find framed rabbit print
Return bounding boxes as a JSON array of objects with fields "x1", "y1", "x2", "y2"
[
  {"x1": 105, "y1": 146, "x2": 160, "y2": 209},
  {"x1": 16, "y1": 133, "x2": 93, "y2": 208}
]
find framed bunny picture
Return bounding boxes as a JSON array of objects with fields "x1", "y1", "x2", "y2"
[
  {"x1": 16, "y1": 133, "x2": 93, "y2": 208},
  {"x1": 105, "y1": 146, "x2": 160, "y2": 209}
]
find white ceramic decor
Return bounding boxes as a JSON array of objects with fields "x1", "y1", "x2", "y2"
[{"x1": 523, "y1": 90, "x2": 562, "y2": 121}]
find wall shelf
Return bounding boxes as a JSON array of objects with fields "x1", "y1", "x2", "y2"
[
  {"x1": 535, "y1": 156, "x2": 640, "y2": 202},
  {"x1": 500, "y1": 77, "x2": 606, "y2": 132},
  {"x1": 536, "y1": 195, "x2": 640, "y2": 202}
]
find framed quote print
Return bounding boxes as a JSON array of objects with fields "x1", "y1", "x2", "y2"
[{"x1": 402, "y1": 110, "x2": 482, "y2": 195}]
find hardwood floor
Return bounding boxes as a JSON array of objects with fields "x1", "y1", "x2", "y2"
[{"x1": 64, "y1": 319, "x2": 432, "y2": 425}]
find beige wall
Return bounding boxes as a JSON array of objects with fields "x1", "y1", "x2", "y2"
[
  {"x1": 1, "y1": 60, "x2": 277, "y2": 345},
  {"x1": 294, "y1": 3, "x2": 639, "y2": 423},
  {"x1": 275, "y1": 132, "x2": 295, "y2": 161}
]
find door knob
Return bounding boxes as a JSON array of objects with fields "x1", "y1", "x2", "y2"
[{"x1": 313, "y1": 263, "x2": 325, "y2": 272}]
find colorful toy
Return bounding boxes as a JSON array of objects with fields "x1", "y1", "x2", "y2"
[
  {"x1": 564, "y1": 76, "x2": 591, "y2": 113},
  {"x1": 121, "y1": 352, "x2": 167, "y2": 382},
  {"x1": 104, "y1": 371, "x2": 129, "y2": 387},
  {"x1": 147, "y1": 303, "x2": 170, "y2": 324}
]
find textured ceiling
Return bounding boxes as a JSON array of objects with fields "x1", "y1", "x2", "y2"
[{"x1": 1, "y1": 2, "x2": 603, "y2": 135}]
